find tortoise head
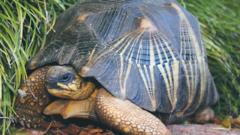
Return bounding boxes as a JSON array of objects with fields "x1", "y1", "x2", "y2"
[{"x1": 46, "y1": 66, "x2": 96, "y2": 100}]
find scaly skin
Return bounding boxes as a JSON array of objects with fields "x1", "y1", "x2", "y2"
[
  {"x1": 15, "y1": 67, "x2": 51, "y2": 128},
  {"x1": 96, "y1": 89, "x2": 171, "y2": 135}
]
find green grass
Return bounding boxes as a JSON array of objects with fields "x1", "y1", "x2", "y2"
[{"x1": 0, "y1": 0, "x2": 239, "y2": 134}]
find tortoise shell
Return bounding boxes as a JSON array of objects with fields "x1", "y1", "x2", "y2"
[{"x1": 29, "y1": 0, "x2": 218, "y2": 121}]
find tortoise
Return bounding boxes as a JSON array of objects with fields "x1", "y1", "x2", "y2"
[{"x1": 15, "y1": 0, "x2": 219, "y2": 134}]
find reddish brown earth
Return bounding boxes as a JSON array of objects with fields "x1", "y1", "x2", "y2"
[
  {"x1": 15, "y1": 123, "x2": 240, "y2": 135},
  {"x1": 15, "y1": 124, "x2": 115, "y2": 135}
]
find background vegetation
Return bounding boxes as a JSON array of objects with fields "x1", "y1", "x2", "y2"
[{"x1": 0, "y1": 0, "x2": 239, "y2": 134}]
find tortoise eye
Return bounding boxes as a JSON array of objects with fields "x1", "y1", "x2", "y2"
[{"x1": 58, "y1": 73, "x2": 74, "y2": 83}]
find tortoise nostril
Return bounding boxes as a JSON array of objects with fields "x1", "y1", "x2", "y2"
[
  {"x1": 47, "y1": 77, "x2": 58, "y2": 88},
  {"x1": 47, "y1": 77, "x2": 57, "y2": 83}
]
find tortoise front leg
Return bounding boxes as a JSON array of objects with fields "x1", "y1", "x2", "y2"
[{"x1": 95, "y1": 89, "x2": 171, "y2": 135}]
